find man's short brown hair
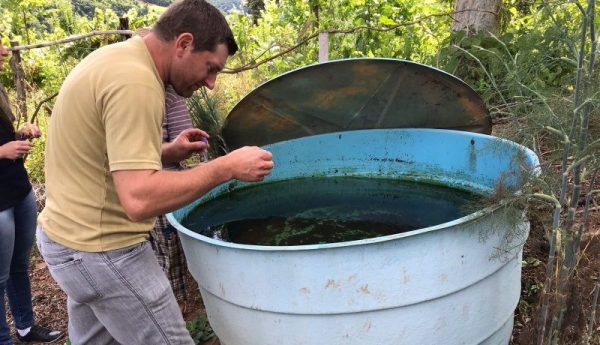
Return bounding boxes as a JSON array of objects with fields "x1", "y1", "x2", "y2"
[{"x1": 153, "y1": 0, "x2": 238, "y2": 55}]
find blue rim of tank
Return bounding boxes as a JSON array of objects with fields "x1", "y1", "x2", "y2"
[{"x1": 166, "y1": 129, "x2": 540, "y2": 252}]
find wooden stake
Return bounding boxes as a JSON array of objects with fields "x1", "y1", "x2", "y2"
[
  {"x1": 9, "y1": 41, "x2": 27, "y2": 123},
  {"x1": 6, "y1": 30, "x2": 134, "y2": 52}
]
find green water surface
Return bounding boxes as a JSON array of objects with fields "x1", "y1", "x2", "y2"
[{"x1": 181, "y1": 177, "x2": 483, "y2": 246}]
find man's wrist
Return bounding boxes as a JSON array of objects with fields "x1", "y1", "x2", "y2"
[{"x1": 161, "y1": 142, "x2": 175, "y2": 163}]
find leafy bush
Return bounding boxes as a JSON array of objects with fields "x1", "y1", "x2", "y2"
[
  {"x1": 186, "y1": 314, "x2": 215, "y2": 343},
  {"x1": 439, "y1": 3, "x2": 581, "y2": 108},
  {"x1": 24, "y1": 130, "x2": 46, "y2": 184}
]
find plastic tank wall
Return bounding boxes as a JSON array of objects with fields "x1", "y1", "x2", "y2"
[{"x1": 168, "y1": 128, "x2": 540, "y2": 345}]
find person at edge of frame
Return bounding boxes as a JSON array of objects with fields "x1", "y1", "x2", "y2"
[
  {"x1": 150, "y1": 84, "x2": 196, "y2": 312},
  {"x1": 0, "y1": 37, "x2": 65, "y2": 344},
  {"x1": 35, "y1": 0, "x2": 274, "y2": 344}
]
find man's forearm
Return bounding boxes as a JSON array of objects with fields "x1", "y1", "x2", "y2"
[
  {"x1": 114, "y1": 145, "x2": 273, "y2": 222},
  {"x1": 113, "y1": 157, "x2": 232, "y2": 221}
]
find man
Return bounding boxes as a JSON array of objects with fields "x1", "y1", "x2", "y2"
[{"x1": 37, "y1": 1, "x2": 274, "y2": 344}]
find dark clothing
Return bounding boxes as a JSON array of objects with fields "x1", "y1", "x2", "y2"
[{"x1": 0, "y1": 86, "x2": 31, "y2": 212}]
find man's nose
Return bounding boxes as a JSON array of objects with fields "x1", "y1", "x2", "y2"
[{"x1": 204, "y1": 74, "x2": 217, "y2": 90}]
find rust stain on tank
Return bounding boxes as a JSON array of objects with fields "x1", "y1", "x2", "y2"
[
  {"x1": 402, "y1": 267, "x2": 411, "y2": 284},
  {"x1": 313, "y1": 86, "x2": 369, "y2": 107},
  {"x1": 325, "y1": 279, "x2": 340, "y2": 289},
  {"x1": 299, "y1": 288, "x2": 311, "y2": 295},
  {"x1": 462, "y1": 304, "x2": 470, "y2": 320}
]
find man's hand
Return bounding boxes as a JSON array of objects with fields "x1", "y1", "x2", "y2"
[
  {"x1": 220, "y1": 146, "x2": 274, "y2": 182},
  {"x1": 0, "y1": 140, "x2": 33, "y2": 160},
  {"x1": 161, "y1": 128, "x2": 209, "y2": 164}
]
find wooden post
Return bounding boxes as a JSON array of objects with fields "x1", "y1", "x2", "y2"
[
  {"x1": 318, "y1": 31, "x2": 329, "y2": 63},
  {"x1": 118, "y1": 17, "x2": 130, "y2": 41},
  {"x1": 9, "y1": 41, "x2": 27, "y2": 122}
]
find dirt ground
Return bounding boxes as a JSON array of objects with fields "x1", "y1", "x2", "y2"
[
  {"x1": 512, "y1": 210, "x2": 600, "y2": 345},
  {"x1": 5, "y1": 192, "x2": 600, "y2": 345}
]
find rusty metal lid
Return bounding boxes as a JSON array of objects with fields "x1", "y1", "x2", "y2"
[{"x1": 222, "y1": 58, "x2": 491, "y2": 149}]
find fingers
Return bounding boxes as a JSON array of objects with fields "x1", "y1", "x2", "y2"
[
  {"x1": 26, "y1": 123, "x2": 42, "y2": 138},
  {"x1": 258, "y1": 155, "x2": 274, "y2": 173},
  {"x1": 168, "y1": 129, "x2": 210, "y2": 162},
  {"x1": 18, "y1": 123, "x2": 42, "y2": 139},
  {"x1": 17, "y1": 141, "x2": 33, "y2": 155},
  {"x1": 237, "y1": 146, "x2": 272, "y2": 159},
  {"x1": 180, "y1": 128, "x2": 209, "y2": 142},
  {"x1": 186, "y1": 141, "x2": 209, "y2": 154},
  {"x1": 17, "y1": 140, "x2": 32, "y2": 150},
  {"x1": 259, "y1": 149, "x2": 273, "y2": 161},
  {"x1": 227, "y1": 146, "x2": 274, "y2": 182},
  {"x1": 251, "y1": 162, "x2": 273, "y2": 181},
  {"x1": 3, "y1": 140, "x2": 32, "y2": 160},
  {"x1": 255, "y1": 166, "x2": 273, "y2": 181}
]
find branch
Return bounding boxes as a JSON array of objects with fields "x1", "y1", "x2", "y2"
[
  {"x1": 576, "y1": 206, "x2": 600, "y2": 214},
  {"x1": 7, "y1": 30, "x2": 135, "y2": 51},
  {"x1": 30, "y1": 92, "x2": 58, "y2": 124},
  {"x1": 223, "y1": 9, "x2": 474, "y2": 74},
  {"x1": 4, "y1": 9, "x2": 495, "y2": 74},
  {"x1": 531, "y1": 193, "x2": 562, "y2": 209}
]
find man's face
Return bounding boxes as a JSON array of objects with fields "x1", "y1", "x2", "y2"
[
  {"x1": 171, "y1": 42, "x2": 228, "y2": 98},
  {"x1": 0, "y1": 40, "x2": 8, "y2": 72}
]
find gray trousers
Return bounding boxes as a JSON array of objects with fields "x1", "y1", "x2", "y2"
[{"x1": 36, "y1": 227, "x2": 194, "y2": 345}]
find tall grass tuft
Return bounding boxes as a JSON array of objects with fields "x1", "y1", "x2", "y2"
[{"x1": 187, "y1": 88, "x2": 229, "y2": 159}]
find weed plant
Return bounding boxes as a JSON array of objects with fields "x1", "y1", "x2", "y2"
[{"x1": 445, "y1": 2, "x2": 599, "y2": 344}]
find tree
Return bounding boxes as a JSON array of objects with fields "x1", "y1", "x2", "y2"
[
  {"x1": 448, "y1": 0, "x2": 502, "y2": 84},
  {"x1": 452, "y1": 0, "x2": 501, "y2": 35},
  {"x1": 244, "y1": 0, "x2": 264, "y2": 24}
]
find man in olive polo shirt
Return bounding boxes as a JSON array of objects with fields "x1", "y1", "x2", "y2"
[{"x1": 37, "y1": 0, "x2": 274, "y2": 344}]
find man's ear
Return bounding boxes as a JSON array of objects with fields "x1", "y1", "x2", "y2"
[{"x1": 174, "y1": 33, "x2": 194, "y2": 56}]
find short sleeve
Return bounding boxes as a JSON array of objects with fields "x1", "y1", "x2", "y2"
[{"x1": 102, "y1": 82, "x2": 165, "y2": 172}]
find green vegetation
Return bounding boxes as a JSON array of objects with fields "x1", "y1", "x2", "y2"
[
  {"x1": 186, "y1": 314, "x2": 215, "y2": 343},
  {"x1": 71, "y1": 0, "x2": 147, "y2": 17}
]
